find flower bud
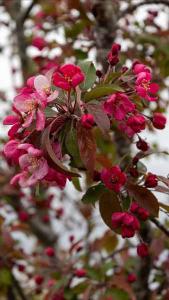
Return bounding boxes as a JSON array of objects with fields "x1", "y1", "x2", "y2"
[
  {"x1": 137, "y1": 243, "x2": 149, "y2": 258},
  {"x1": 45, "y1": 247, "x2": 55, "y2": 257},
  {"x1": 152, "y1": 113, "x2": 166, "y2": 130},
  {"x1": 80, "y1": 114, "x2": 94, "y2": 129},
  {"x1": 145, "y1": 172, "x2": 158, "y2": 188}
]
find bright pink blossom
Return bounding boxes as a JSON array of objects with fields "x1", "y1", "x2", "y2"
[
  {"x1": 3, "y1": 113, "x2": 22, "y2": 138},
  {"x1": 14, "y1": 91, "x2": 47, "y2": 131},
  {"x1": 104, "y1": 93, "x2": 135, "y2": 120},
  {"x1": 127, "y1": 114, "x2": 146, "y2": 133},
  {"x1": 44, "y1": 168, "x2": 67, "y2": 189},
  {"x1": 3, "y1": 140, "x2": 25, "y2": 164},
  {"x1": 11, "y1": 145, "x2": 48, "y2": 187},
  {"x1": 32, "y1": 36, "x2": 47, "y2": 50},
  {"x1": 101, "y1": 165, "x2": 126, "y2": 192},
  {"x1": 145, "y1": 172, "x2": 158, "y2": 188},
  {"x1": 135, "y1": 71, "x2": 159, "y2": 102},
  {"x1": 52, "y1": 64, "x2": 85, "y2": 91},
  {"x1": 112, "y1": 212, "x2": 140, "y2": 238}
]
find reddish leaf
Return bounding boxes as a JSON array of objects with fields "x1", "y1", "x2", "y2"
[
  {"x1": 86, "y1": 102, "x2": 110, "y2": 134},
  {"x1": 127, "y1": 183, "x2": 159, "y2": 217},
  {"x1": 41, "y1": 116, "x2": 80, "y2": 177},
  {"x1": 77, "y1": 123, "x2": 96, "y2": 174},
  {"x1": 99, "y1": 190, "x2": 122, "y2": 230}
]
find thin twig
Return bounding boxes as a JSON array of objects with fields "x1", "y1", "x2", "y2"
[
  {"x1": 20, "y1": 0, "x2": 37, "y2": 24},
  {"x1": 151, "y1": 218, "x2": 169, "y2": 238}
]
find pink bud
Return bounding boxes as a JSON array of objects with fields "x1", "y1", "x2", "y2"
[{"x1": 80, "y1": 114, "x2": 94, "y2": 129}]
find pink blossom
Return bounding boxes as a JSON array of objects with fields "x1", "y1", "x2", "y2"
[
  {"x1": 126, "y1": 114, "x2": 146, "y2": 133},
  {"x1": 32, "y1": 36, "x2": 47, "y2": 51},
  {"x1": 133, "y1": 63, "x2": 150, "y2": 75},
  {"x1": 11, "y1": 145, "x2": 49, "y2": 187},
  {"x1": 3, "y1": 140, "x2": 25, "y2": 164},
  {"x1": 44, "y1": 168, "x2": 67, "y2": 189},
  {"x1": 104, "y1": 93, "x2": 135, "y2": 120},
  {"x1": 14, "y1": 91, "x2": 47, "y2": 131},
  {"x1": 3, "y1": 113, "x2": 22, "y2": 138},
  {"x1": 135, "y1": 71, "x2": 159, "y2": 102},
  {"x1": 53, "y1": 64, "x2": 85, "y2": 91},
  {"x1": 34, "y1": 69, "x2": 58, "y2": 102},
  {"x1": 101, "y1": 165, "x2": 126, "y2": 192}
]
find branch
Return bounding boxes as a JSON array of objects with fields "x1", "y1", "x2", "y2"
[
  {"x1": 120, "y1": 0, "x2": 169, "y2": 18},
  {"x1": 151, "y1": 218, "x2": 169, "y2": 238},
  {"x1": 12, "y1": 274, "x2": 28, "y2": 300},
  {"x1": 20, "y1": 0, "x2": 37, "y2": 24}
]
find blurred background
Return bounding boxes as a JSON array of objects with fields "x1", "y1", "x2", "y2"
[{"x1": 0, "y1": 1, "x2": 169, "y2": 299}]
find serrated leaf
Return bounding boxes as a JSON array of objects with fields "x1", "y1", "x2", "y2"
[
  {"x1": 79, "y1": 61, "x2": 96, "y2": 90},
  {"x1": 127, "y1": 183, "x2": 159, "y2": 217},
  {"x1": 99, "y1": 190, "x2": 122, "y2": 230},
  {"x1": 81, "y1": 182, "x2": 105, "y2": 205},
  {"x1": 84, "y1": 84, "x2": 124, "y2": 101}
]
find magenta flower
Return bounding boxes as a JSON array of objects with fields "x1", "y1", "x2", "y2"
[
  {"x1": 14, "y1": 91, "x2": 47, "y2": 131},
  {"x1": 101, "y1": 165, "x2": 126, "y2": 192},
  {"x1": 127, "y1": 113, "x2": 146, "y2": 133},
  {"x1": 32, "y1": 36, "x2": 47, "y2": 51},
  {"x1": 11, "y1": 145, "x2": 49, "y2": 187},
  {"x1": 3, "y1": 140, "x2": 25, "y2": 164},
  {"x1": 104, "y1": 93, "x2": 135, "y2": 120},
  {"x1": 52, "y1": 64, "x2": 85, "y2": 91},
  {"x1": 135, "y1": 71, "x2": 159, "y2": 102},
  {"x1": 3, "y1": 113, "x2": 22, "y2": 138},
  {"x1": 44, "y1": 168, "x2": 67, "y2": 189}
]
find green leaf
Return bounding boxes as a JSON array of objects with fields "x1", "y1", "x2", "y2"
[
  {"x1": 65, "y1": 127, "x2": 83, "y2": 168},
  {"x1": 99, "y1": 190, "x2": 122, "y2": 230},
  {"x1": 84, "y1": 84, "x2": 124, "y2": 101},
  {"x1": 65, "y1": 20, "x2": 87, "y2": 38},
  {"x1": 79, "y1": 61, "x2": 96, "y2": 90},
  {"x1": 81, "y1": 182, "x2": 105, "y2": 205},
  {"x1": 106, "y1": 288, "x2": 130, "y2": 300},
  {"x1": 72, "y1": 177, "x2": 82, "y2": 192},
  {"x1": 44, "y1": 107, "x2": 57, "y2": 118}
]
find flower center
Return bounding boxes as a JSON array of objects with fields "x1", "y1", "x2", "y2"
[
  {"x1": 141, "y1": 79, "x2": 150, "y2": 91},
  {"x1": 44, "y1": 86, "x2": 51, "y2": 95},
  {"x1": 111, "y1": 175, "x2": 119, "y2": 184},
  {"x1": 26, "y1": 100, "x2": 36, "y2": 112},
  {"x1": 29, "y1": 156, "x2": 39, "y2": 169},
  {"x1": 65, "y1": 75, "x2": 72, "y2": 83}
]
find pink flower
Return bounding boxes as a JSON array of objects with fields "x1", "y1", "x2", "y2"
[
  {"x1": 3, "y1": 113, "x2": 22, "y2": 138},
  {"x1": 101, "y1": 165, "x2": 126, "y2": 192},
  {"x1": 133, "y1": 63, "x2": 150, "y2": 75},
  {"x1": 127, "y1": 114, "x2": 146, "y2": 133},
  {"x1": 104, "y1": 93, "x2": 135, "y2": 120},
  {"x1": 127, "y1": 273, "x2": 137, "y2": 283},
  {"x1": 107, "y1": 43, "x2": 121, "y2": 66},
  {"x1": 135, "y1": 71, "x2": 159, "y2": 102},
  {"x1": 34, "y1": 70, "x2": 58, "y2": 102},
  {"x1": 152, "y1": 112, "x2": 166, "y2": 129},
  {"x1": 14, "y1": 91, "x2": 47, "y2": 131},
  {"x1": 52, "y1": 64, "x2": 85, "y2": 91},
  {"x1": 44, "y1": 168, "x2": 67, "y2": 189},
  {"x1": 32, "y1": 36, "x2": 47, "y2": 50},
  {"x1": 112, "y1": 212, "x2": 140, "y2": 238},
  {"x1": 11, "y1": 145, "x2": 49, "y2": 187},
  {"x1": 3, "y1": 140, "x2": 25, "y2": 164}
]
